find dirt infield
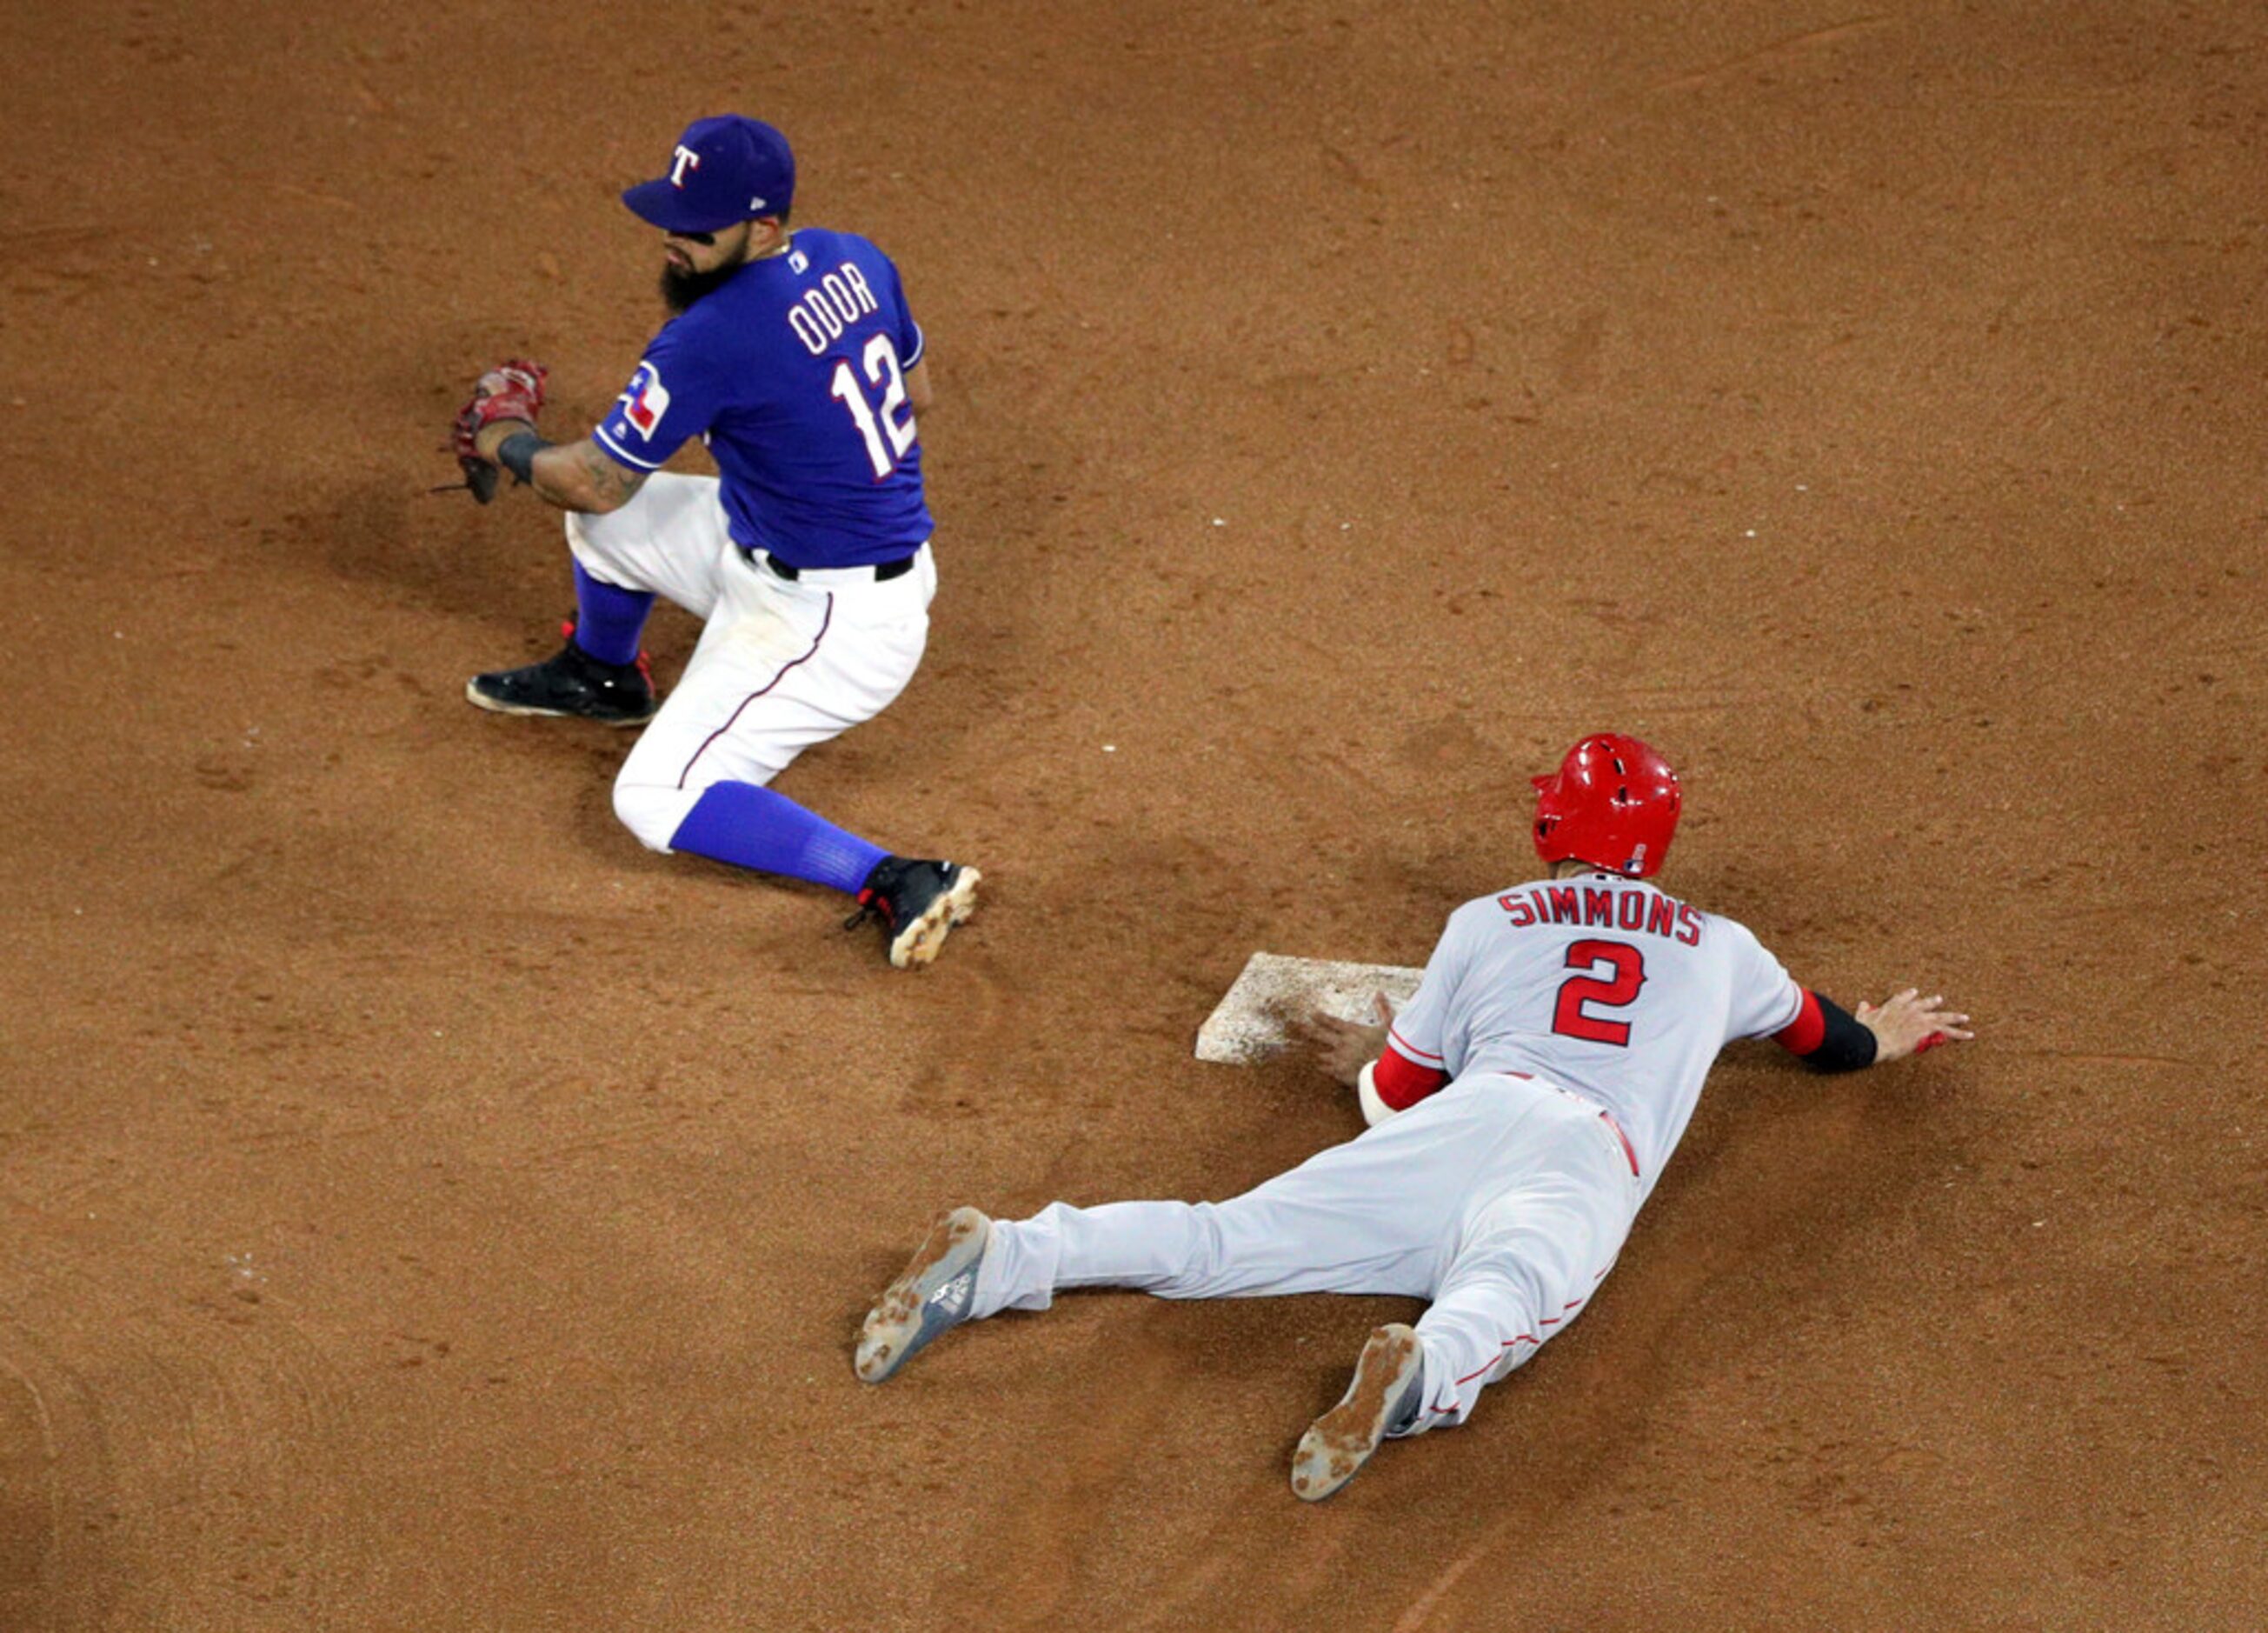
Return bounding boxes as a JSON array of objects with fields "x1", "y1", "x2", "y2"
[{"x1": 3, "y1": 1, "x2": 2262, "y2": 1627}]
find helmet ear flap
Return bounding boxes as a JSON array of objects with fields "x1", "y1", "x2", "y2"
[{"x1": 1530, "y1": 771, "x2": 1564, "y2": 865}]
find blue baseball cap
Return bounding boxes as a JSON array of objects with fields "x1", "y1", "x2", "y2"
[{"x1": 622, "y1": 115, "x2": 795, "y2": 235}]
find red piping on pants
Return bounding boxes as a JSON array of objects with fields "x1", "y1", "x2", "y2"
[
  {"x1": 1433, "y1": 1296, "x2": 1593, "y2": 1414},
  {"x1": 1422, "y1": 1103, "x2": 1636, "y2": 1417},
  {"x1": 1601, "y1": 1110, "x2": 1639, "y2": 1177}
]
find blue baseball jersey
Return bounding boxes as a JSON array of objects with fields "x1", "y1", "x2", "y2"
[{"x1": 593, "y1": 227, "x2": 933, "y2": 568}]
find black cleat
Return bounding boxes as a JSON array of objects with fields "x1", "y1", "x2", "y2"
[
  {"x1": 847, "y1": 856, "x2": 982, "y2": 969},
  {"x1": 466, "y1": 623, "x2": 656, "y2": 727}
]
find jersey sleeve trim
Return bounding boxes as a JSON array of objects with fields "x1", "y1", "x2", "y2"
[
  {"x1": 1755, "y1": 977, "x2": 1805, "y2": 1039},
  {"x1": 592, "y1": 423, "x2": 666, "y2": 472},
  {"x1": 1386, "y1": 1026, "x2": 1444, "y2": 1064},
  {"x1": 901, "y1": 321, "x2": 925, "y2": 370}
]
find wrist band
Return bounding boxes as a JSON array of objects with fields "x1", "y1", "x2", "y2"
[{"x1": 497, "y1": 430, "x2": 549, "y2": 485}]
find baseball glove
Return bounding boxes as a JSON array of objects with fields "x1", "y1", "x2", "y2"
[{"x1": 444, "y1": 359, "x2": 549, "y2": 503}]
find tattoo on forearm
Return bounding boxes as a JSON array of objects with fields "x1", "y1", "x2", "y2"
[
  {"x1": 531, "y1": 441, "x2": 649, "y2": 511},
  {"x1": 591, "y1": 447, "x2": 648, "y2": 505}
]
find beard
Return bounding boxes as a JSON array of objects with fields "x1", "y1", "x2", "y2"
[{"x1": 660, "y1": 243, "x2": 750, "y2": 313}]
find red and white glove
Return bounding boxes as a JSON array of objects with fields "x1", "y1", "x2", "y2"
[{"x1": 446, "y1": 359, "x2": 549, "y2": 503}]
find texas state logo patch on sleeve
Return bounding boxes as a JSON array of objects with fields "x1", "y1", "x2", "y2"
[{"x1": 617, "y1": 362, "x2": 671, "y2": 439}]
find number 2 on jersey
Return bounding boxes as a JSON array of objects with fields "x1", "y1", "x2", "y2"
[
  {"x1": 830, "y1": 333, "x2": 916, "y2": 479},
  {"x1": 1553, "y1": 939, "x2": 1646, "y2": 1046}
]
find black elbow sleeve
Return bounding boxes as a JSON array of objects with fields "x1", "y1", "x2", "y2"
[{"x1": 1806, "y1": 993, "x2": 1879, "y2": 1072}]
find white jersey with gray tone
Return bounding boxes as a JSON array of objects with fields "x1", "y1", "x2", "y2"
[
  {"x1": 1387, "y1": 871, "x2": 1804, "y2": 1191},
  {"x1": 961, "y1": 870, "x2": 1812, "y2": 1439}
]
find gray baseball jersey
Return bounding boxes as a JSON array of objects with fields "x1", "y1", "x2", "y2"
[{"x1": 1386, "y1": 870, "x2": 1805, "y2": 1191}]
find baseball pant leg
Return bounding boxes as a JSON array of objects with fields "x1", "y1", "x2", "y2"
[
  {"x1": 562, "y1": 472, "x2": 734, "y2": 618},
  {"x1": 1403, "y1": 1103, "x2": 1640, "y2": 1435},
  {"x1": 609, "y1": 544, "x2": 934, "y2": 850},
  {"x1": 970, "y1": 1081, "x2": 1525, "y2": 1320}
]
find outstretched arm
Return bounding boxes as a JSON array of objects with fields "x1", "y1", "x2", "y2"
[
  {"x1": 1777, "y1": 986, "x2": 1972, "y2": 1071},
  {"x1": 480, "y1": 426, "x2": 649, "y2": 515},
  {"x1": 455, "y1": 363, "x2": 650, "y2": 516}
]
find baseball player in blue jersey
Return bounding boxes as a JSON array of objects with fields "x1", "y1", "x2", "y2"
[{"x1": 448, "y1": 115, "x2": 978, "y2": 967}]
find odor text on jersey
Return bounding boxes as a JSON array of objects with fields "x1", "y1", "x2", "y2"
[{"x1": 788, "y1": 261, "x2": 882, "y2": 357}]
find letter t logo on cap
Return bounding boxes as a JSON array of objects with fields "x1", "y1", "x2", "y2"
[{"x1": 669, "y1": 143, "x2": 702, "y2": 187}]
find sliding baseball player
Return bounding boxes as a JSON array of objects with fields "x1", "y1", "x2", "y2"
[{"x1": 851, "y1": 733, "x2": 1971, "y2": 1498}]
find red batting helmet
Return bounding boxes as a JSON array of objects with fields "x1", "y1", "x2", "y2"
[{"x1": 1531, "y1": 734, "x2": 1683, "y2": 878}]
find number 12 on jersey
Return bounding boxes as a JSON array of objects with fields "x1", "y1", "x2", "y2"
[
  {"x1": 830, "y1": 333, "x2": 916, "y2": 479},
  {"x1": 1553, "y1": 939, "x2": 1646, "y2": 1046}
]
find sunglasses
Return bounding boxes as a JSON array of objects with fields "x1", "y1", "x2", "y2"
[{"x1": 673, "y1": 230, "x2": 716, "y2": 247}]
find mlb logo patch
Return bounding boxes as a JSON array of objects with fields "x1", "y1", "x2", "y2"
[{"x1": 618, "y1": 362, "x2": 671, "y2": 440}]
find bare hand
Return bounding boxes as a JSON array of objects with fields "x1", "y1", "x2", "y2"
[
  {"x1": 1855, "y1": 989, "x2": 1973, "y2": 1063},
  {"x1": 1288, "y1": 992, "x2": 1397, "y2": 1088}
]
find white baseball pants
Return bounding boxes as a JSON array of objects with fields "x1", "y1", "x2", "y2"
[
  {"x1": 563, "y1": 474, "x2": 935, "y2": 851},
  {"x1": 969, "y1": 1073, "x2": 1644, "y2": 1430}
]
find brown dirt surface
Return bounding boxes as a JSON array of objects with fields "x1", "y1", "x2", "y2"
[{"x1": 3, "y1": 2, "x2": 2264, "y2": 1627}]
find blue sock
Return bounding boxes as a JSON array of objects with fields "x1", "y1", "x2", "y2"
[
  {"x1": 669, "y1": 782, "x2": 888, "y2": 896},
  {"x1": 571, "y1": 560, "x2": 655, "y2": 665}
]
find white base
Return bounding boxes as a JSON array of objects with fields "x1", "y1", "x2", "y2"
[{"x1": 1193, "y1": 952, "x2": 1425, "y2": 1065}]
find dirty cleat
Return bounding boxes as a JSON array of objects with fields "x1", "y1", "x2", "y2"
[
  {"x1": 855, "y1": 1207, "x2": 992, "y2": 1383},
  {"x1": 466, "y1": 623, "x2": 656, "y2": 726},
  {"x1": 847, "y1": 856, "x2": 981, "y2": 968},
  {"x1": 1290, "y1": 1323, "x2": 1425, "y2": 1502}
]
